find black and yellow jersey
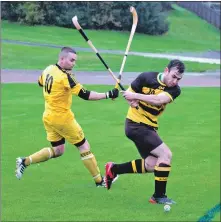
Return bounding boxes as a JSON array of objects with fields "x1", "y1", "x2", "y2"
[
  {"x1": 38, "y1": 64, "x2": 85, "y2": 115},
  {"x1": 127, "y1": 72, "x2": 181, "y2": 129}
]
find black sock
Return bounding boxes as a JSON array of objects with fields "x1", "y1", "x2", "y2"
[
  {"x1": 153, "y1": 163, "x2": 171, "y2": 197},
  {"x1": 112, "y1": 159, "x2": 146, "y2": 174}
]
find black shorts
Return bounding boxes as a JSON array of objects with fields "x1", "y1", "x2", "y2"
[{"x1": 125, "y1": 118, "x2": 163, "y2": 159}]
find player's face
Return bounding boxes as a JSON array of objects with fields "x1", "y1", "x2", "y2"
[
  {"x1": 63, "y1": 53, "x2": 77, "y2": 70},
  {"x1": 164, "y1": 67, "x2": 183, "y2": 87}
]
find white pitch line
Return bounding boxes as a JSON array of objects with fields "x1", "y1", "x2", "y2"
[
  {"x1": 129, "y1": 52, "x2": 220, "y2": 64},
  {"x1": 184, "y1": 73, "x2": 205, "y2": 76}
]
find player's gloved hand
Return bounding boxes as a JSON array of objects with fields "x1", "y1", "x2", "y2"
[{"x1": 106, "y1": 88, "x2": 119, "y2": 99}]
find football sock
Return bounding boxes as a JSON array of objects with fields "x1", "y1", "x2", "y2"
[
  {"x1": 111, "y1": 159, "x2": 146, "y2": 174},
  {"x1": 24, "y1": 147, "x2": 55, "y2": 166},
  {"x1": 80, "y1": 150, "x2": 102, "y2": 183},
  {"x1": 153, "y1": 163, "x2": 171, "y2": 197}
]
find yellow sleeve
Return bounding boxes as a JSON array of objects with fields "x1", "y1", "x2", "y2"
[
  {"x1": 63, "y1": 74, "x2": 83, "y2": 96},
  {"x1": 71, "y1": 83, "x2": 84, "y2": 95}
]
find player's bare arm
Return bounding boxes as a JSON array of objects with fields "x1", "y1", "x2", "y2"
[
  {"x1": 88, "y1": 91, "x2": 107, "y2": 100},
  {"x1": 121, "y1": 91, "x2": 171, "y2": 106},
  {"x1": 77, "y1": 87, "x2": 119, "y2": 101},
  {"x1": 89, "y1": 88, "x2": 119, "y2": 100}
]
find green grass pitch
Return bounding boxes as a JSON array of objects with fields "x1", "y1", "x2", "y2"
[{"x1": 1, "y1": 84, "x2": 220, "y2": 221}]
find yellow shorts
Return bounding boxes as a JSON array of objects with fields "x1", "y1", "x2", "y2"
[{"x1": 43, "y1": 111, "x2": 85, "y2": 145}]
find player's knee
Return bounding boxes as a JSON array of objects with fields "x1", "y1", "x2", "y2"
[
  {"x1": 144, "y1": 155, "x2": 157, "y2": 172},
  {"x1": 77, "y1": 139, "x2": 90, "y2": 153},
  {"x1": 160, "y1": 146, "x2": 172, "y2": 160},
  {"x1": 161, "y1": 149, "x2": 172, "y2": 165},
  {"x1": 166, "y1": 149, "x2": 172, "y2": 161},
  {"x1": 144, "y1": 163, "x2": 154, "y2": 172},
  {"x1": 53, "y1": 144, "x2": 65, "y2": 157},
  {"x1": 50, "y1": 138, "x2": 65, "y2": 157}
]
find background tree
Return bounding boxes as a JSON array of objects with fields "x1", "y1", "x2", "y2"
[{"x1": 1, "y1": 1, "x2": 172, "y2": 35}]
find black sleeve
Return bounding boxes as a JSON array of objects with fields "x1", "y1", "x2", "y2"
[
  {"x1": 165, "y1": 86, "x2": 181, "y2": 101},
  {"x1": 131, "y1": 72, "x2": 147, "y2": 93},
  {"x1": 67, "y1": 74, "x2": 77, "y2": 88},
  {"x1": 78, "y1": 88, "x2": 91, "y2": 100}
]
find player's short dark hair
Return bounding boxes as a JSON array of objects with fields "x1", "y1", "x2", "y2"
[
  {"x1": 167, "y1": 59, "x2": 185, "y2": 74},
  {"x1": 61, "y1": 47, "x2": 77, "y2": 54}
]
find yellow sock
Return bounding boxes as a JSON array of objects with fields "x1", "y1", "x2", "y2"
[
  {"x1": 25, "y1": 147, "x2": 55, "y2": 166},
  {"x1": 80, "y1": 150, "x2": 102, "y2": 183}
]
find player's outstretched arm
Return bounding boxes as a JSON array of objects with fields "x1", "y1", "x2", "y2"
[
  {"x1": 88, "y1": 88, "x2": 119, "y2": 101},
  {"x1": 75, "y1": 84, "x2": 119, "y2": 101}
]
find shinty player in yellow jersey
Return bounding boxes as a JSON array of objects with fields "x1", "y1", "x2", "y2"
[
  {"x1": 105, "y1": 59, "x2": 185, "y2": 203},
  {"x1": 15, "y1": 47, "x2": 119, "y2": 187}
]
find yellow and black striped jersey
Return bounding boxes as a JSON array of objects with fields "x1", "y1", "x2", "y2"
[
  {"x1": 127, "y1": 72, "x2": 181, "y2": 129},
  {"x1": 38, "y1": 64, "x2": 84, "y2": 115}
]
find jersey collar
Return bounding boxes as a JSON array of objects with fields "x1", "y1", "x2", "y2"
[
  {"x1": 157, "y1": 73, "x2": 166, "y2": 86},
  {"x1": 56, "y1": 63, "x2": 63, "y2": 71},
  {"x1": 55, "y1": 64, "x2": 72, "y2": 75}
]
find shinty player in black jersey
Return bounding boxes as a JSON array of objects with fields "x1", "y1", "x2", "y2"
[{"x1": 105, "y1": 59, "x2": 185, "y2": 204}]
